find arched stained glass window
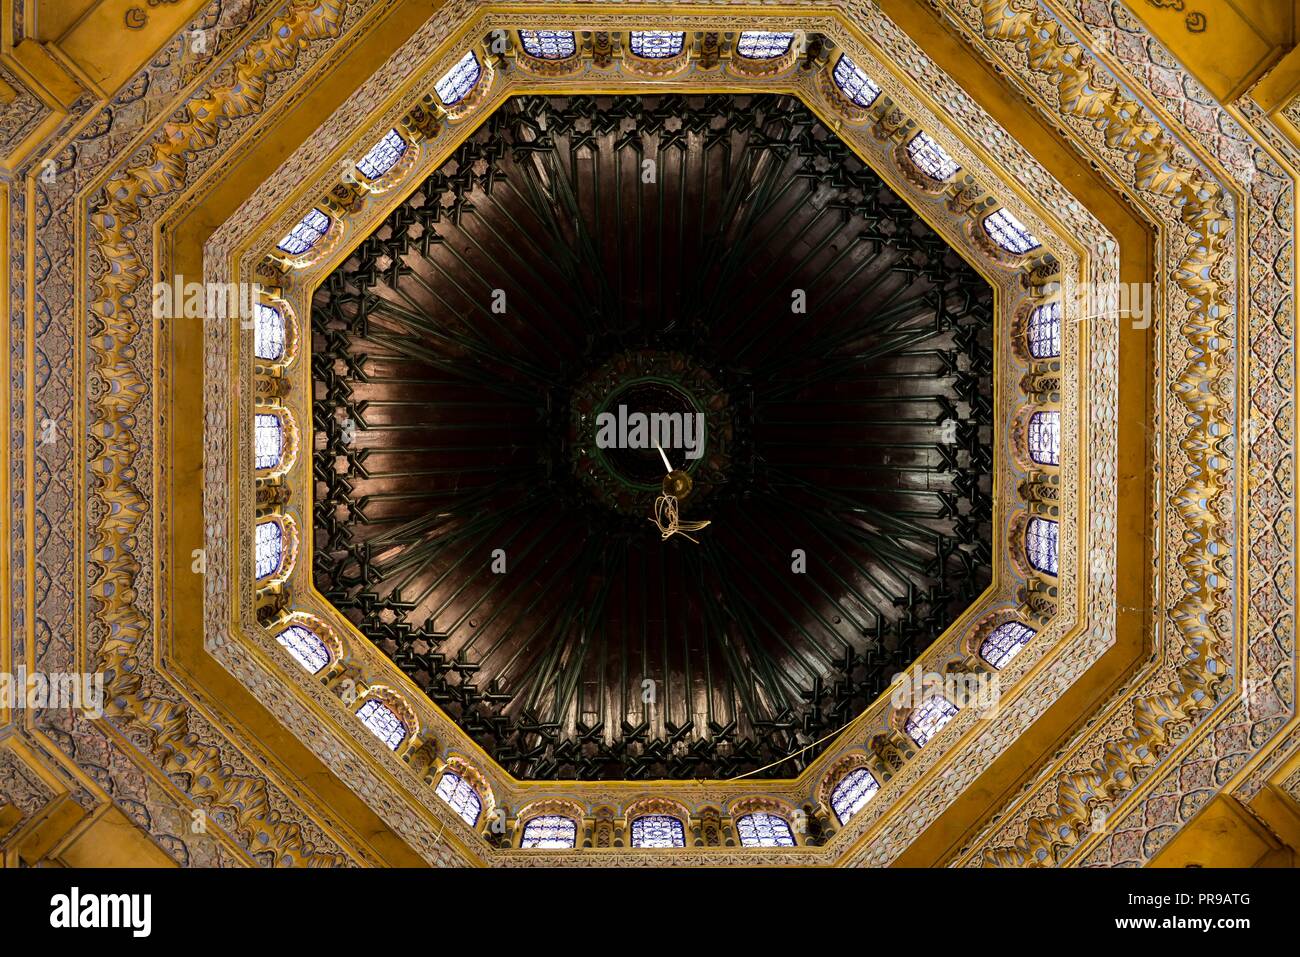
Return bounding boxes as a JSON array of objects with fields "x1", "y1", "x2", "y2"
[
  {"x1": 1027, "y1": 302, "x2": 1061, "y2": 358},
  {"x1": 906, "y1": 132, "x2": 961, "y2": 180},
  {"x1": 255, "y1": 521, "x2": 283, "y2": 579},
  {"x1": 518, "y1": 30, "x2": 576, "y2": 59},
  {"x1": 906, "y1": 695, "x2": 959, "y2": 747},
  {"x1": 1026, "y1": 517, "x2": 1059, "y2": 575},
  {"x1": 736, "y1": 31, "x2": 794, "y2": 59},
  {"x1": 520, "y1": 815, "x2": 578, "y2": 848},
  {"x1": 983, "y1": 208, "x2": 1040, "y2": 255},
  {"x1": 276, "y1": 624, "x2": 331, "y2": 674},
  {"x1": 1028, "y1": 410, "x2": 1060, "y2": 466},
  {"x1": 435, "y1": 770, "x2": 483, "y2": 826},
  {"x1": 435, "y1": 50, "x2": 482, "y2": 106},
  {"x1": 629, "y1": 814, "x2": 685, "y2": 848},
  {"x1": 735, "y1": 811, "x2": 796, "y2": 847},
  {"x1": 830, "y1": 767, "x2": 879, "y2": 825},
  {"x1": 277, "y1": 208, "x2": 331, "y2": 256},
  {"x1": 832, "y1": 53, "x2": 881, "y2": 108},
  {"x1": 253, "y1": 303, "x2": 286, "y2": 360},
  {"x1": 356, "y1": 698, "x2": 406, "y2": 750},
  {"x1": 254, "y1": 413, "x2": 283, "y2": 469},
  {"x1": 356, "y1": 129, "x2": 407, "y2": 179},
  {"x1": 979, "y1": 621, "x2": 1036, "y2": 670},
  {"x1": 629, "y1": 31, "x2": 686, "y2": 59}
]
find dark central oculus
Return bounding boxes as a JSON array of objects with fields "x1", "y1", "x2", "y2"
[
  {"x1": 311, "y1": 93, "x2": 995, "y2": 780},
  {"x1": 569, "y1": 349, "x2": 732, "y2": 515}
]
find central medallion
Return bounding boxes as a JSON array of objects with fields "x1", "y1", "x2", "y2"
[{"x1": 569, "y1": 349, "x2": 733, "y2": 515}]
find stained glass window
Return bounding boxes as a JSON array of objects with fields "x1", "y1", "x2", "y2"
[
  {"x1": 277, "y1": 624, "x2": 331, "y2": 674},
  {"x1": 630, "y1": 814, "x2": 685, "y2": 848},
  {"x1": 435, "y1": 771, "x2": 483, "y2": 826},
  {"x1": 983, "y1": 208, "x2": 1040, "y2": 255},
  {"x1": 1028, "y1": 410, "x2": 1060, "y2": 466},
  {"x1": 735, "y1": 812, "x2": 796, "y2": 847},
  {"x1": 1026, "y1": 517, "x2": 1059, "y2": 575},
  {"x1": 276, "y1": 208, "x2": 331, "y2": 256},
  {"x1": 906, "y1": 132, "x2": 961, "y2": 180},
  {"x1": 736, "y1": 31, "x2": 794, "y2": 59},
  {"x1": 832, "y1": 53, "x2": 881, "y2": 108},
  {"x1": 255, "y1": 521, "x2": 283, "y2": 579},
  {"x1": 1027, "y1": 302, "x2": 1061, "y2": 358},
  {"x1": 435, "y1": 50, "x2": 481, "y2": 106},
  {"x1": 629, "y1": 31, "x2": 685, "y2": 59},
  {"x1": 830, "y1": 767, "x2": 879, "y2": 825},
  {"x1": 518, "y1": 30, "x2": 576, "y2": 59},
  {"x1": 357, "y1": 698, "x2": 406, "y2": 750},
  {"x1": 979, "y1": 621, "x2": 1036, "y2": 670},
  {"x1": 906, "y1": 695, "x2": 959, "y2": 747},
  {"x1": 520, "y1": 815, "x2": 578, "y2": 848},
  {"x1": 254, "y1": 413, "x2": 283, "y2": 469},
  {"x1": 356, "y1": 129, "x2": 407, "y2": 179},
  {"x1": 254, "y1": 303, "x2": 286, "y2": 360}
]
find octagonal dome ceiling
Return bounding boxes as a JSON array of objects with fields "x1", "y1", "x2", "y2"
[{"x1": 310, "y1": 92, "x2": 994, "y2": 780}]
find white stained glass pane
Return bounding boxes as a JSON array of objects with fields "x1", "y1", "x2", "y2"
[
  {"x1": 357, "y1": 698, "x2": 407, "y2": 750},
  {"x1": 356, "y1": 129, "x2": 407, "y2": 179},
  {"x1": 1028, "y1": 302, "x2": 1062, "y2": 358},
  {"x1": 519, "y1": 30, "x2": 576, "y2": 59},
  {"x1": 254, "y1": 413, "x2": 283, "y2": 469},
  {"x1": 830, "y1": 767, "x2": 879, "y2": 825},
  {"x1": 906, "y1": 695, "x2": 959, "y2": 747},
  {"x1": 277, "y1": 625, "x2": 331, "y2": 674},
  {"x1": 1028, "y1": 410, "x2": 1060, "y2": 466},
  {"x1": 277, "y1": 208, "x2": 331, "y2": 256},
  {"x1": 735, "y1": 812, "x2": 795, "y2": 847},
  {"x1": 436, "y1": 771, "x2": 483, "y2": 826},
  {"x1": 520, "y1": 815, "x2": 578, "y2": 848},
  {"x1": 907, "y1": 132, "x2": 961, "y2": 180},
  {"x1": 832, "y1": 53, "x2": 880, "y2": 108},
  {"x1": 630, "y1": 814, "x2": 685, "y2": 848},
  {"x1": 253, "y1": 303, "x2": 286, "y2": 360},
  {"x1": 254, "y1": 521, "x2": 283, "y2": 579},
  {"x1": 1026, "y1": 517, "x2": 1059, "y2": 575},
  {"x1": 736, "y1": 31, "x2": 794, "y2": 59},
  {"x1": 980, "y1": 622, "x2": 1036, "y2": 670},
  {"x1": 629, "y1": 31, "x2": 685, "y2": 59},
  {"x1": 983, "y1": 208, "x2": 1040, "y2": 255},
  {"x1": 436, "y1": 50, "x2": 481, "y2": 106}
]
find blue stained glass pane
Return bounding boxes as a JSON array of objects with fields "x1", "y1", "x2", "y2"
[
  {"x1": 906, "y1": 695, "x2": 959, "y2": 747},
  {"x1": 1028, "y1": 410, "x2": 1060, "y2": 465},
  {"x1": 436, "y1": 50, "x2": 482, "y2": 106},
  {"x1": 983, "y1": 208, "x2": 1040, "y2": 254},
  {"x1": 736, "y1": 31, "x2": 794, "y2": 59},
  {"x1": 277, "y1": 208, "x2": 331, "y2": 256},
  {"x1": 1028, "y1": 302, "x2": 1061, "y2": 358},
  {"x1": 436, "y1": 771, "x2": 483, "y2": 826},
  {"x1": 519, "y1": 30, "x2": 576, "y2": 59},
  {"x1": 1026, "y1": 517, "x2": 1059, "y2": 575},
  {"x1": 357, "y1": 699, "x2": 406, "y2": 750},
  {"x1": 254, "y1": 413, "x2": 283, "y2": 469},
  {"x1": 255, "y1": 521, "x2": 283, "y2": 579},
  {"x1": 254, "y1": 303, "x2": 286, "y2": 360},
  {"x1": 356, "y1": 129, "x2": 407, "y2": 179},
  {"x1": 735, "y1": 812, "x2": 795, "y2": 847},
  {"x1": 907, "y1": 132, "x2": 961, "y2": 180},
  {"x1": 832, "y1": 54, "x2": 880, "y2": 108},
  {"x1": 521, "y1": 815, "x2": 578, "y2": 848},
  {"x1": 277, "y1": 625, "x2": 331, "y2": 674},
  {"x1": 629, "y1": 31, "x2": 685, "y2": 59},
  {"x1": 630, "y1": 814, "x2": 685, "y2": 848},
  {"x1": 980, "y1": 622, "x2": 1036, "y2": 670},
  {"x1": 830, "y1": 767, "x2": 879, "y2": 825}
]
